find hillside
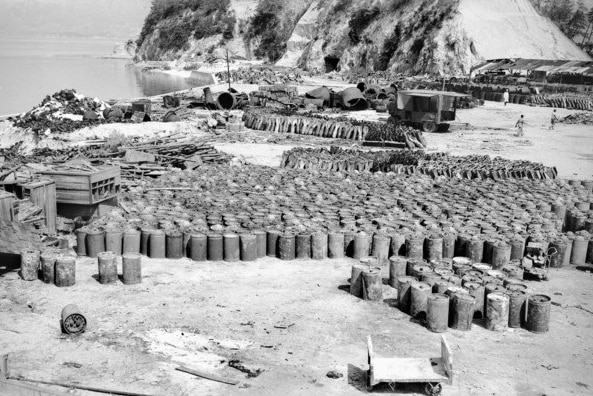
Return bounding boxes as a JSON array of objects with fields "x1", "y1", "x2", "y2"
[{"x1": 135, "y1": 0, "x2": 591, "y2": 76}]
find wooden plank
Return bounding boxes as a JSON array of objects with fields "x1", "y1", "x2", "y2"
[
  {"x1": 175, "y1": 366, "x2": 239, "y2": 385},
  {"x1": 441, "y1": 336, "x2": 453, "y2": 385},
  {"x1": 372, "y1": 357, "x2": 448, "y2": 383},
  {"x1": 0, "y1": 379, "x2": 71, "y2": 396}
]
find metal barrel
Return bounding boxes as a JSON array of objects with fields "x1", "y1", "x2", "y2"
[
  {"x1": 97, "y1": 251, "x2": 118, "y2": 284},
  {"x1": 266, "y1": 230, "x2": 281, "y2": 257},
  {"x1": 296, "y1": 233, "x2": 312, "y2": 259},
  {"x1": 123, "y1": 228, "x2": 141, "y2": 254},
  {"x1": 61, "y1": 304, "x2": 86, "y2": 334},
  {"x1": 223, "y1": 233, "x2": 240, "y2": 262},
  {"x1": 406, "y1": 235, "x2": 424, "y2": 260},
  {"x1": 149, "y1": 229, "x2": 166, "y2": 259},
  {"x1": 486, "y1": 292, "x2": 510, "y2": 331},
  {"x1": 240, "y1": 234, "x2": 258, "y2": 261},
  {"x1": 388, "y1": 256, "x2": 407, "y2": 288},
  {"x1": 140, "y1": 226, "x2": 154, "y2": 256},
  {"x1": 353, "y1": 232, "x2": 370, "y2": 259},
  {"x1": 426, "y1": 293, "x2": 450, "y2": 333},
  {"x1": 491, "y1": 242, "x2": 511, "y2": 269},
  {"x1": 278, "y1": 233, "x2": 296, "y2": 260},
  {"x1": 40, "y1": 252, "x2": 57, "y2": 284},
  {"x1": 350, "y1": 263, "x2": 366, "y2": 297},
  {"x1": 372, "y1": 234, "x2": 390, "y2": 265},
  {"x1": 166, "y1": 230, "x2": 184, "y2": 259},
  {"x1": 189, "y1": 233, "x2": 207, "y2": 261},
  {"x1": 311, "y1": 231, "x2": 328, "y2": 260},
  {"x1": 464, "y1": 281, "x2": 484, "y2": 319},
  {"x1": 397, "y1": 276, "x2": 418, "y2": 314},
  {"x1": 122, "y1": 253, "x2": 142, "y2": 285},
  {"x1": 86, "y1": 228, "x2": 105, "y2": 258},
  {"x1": 526, "y1": 294, "x2": 551, "y2": 333},
  {"x1": 76, "y1": 227, "x2": 88, "y2": 256},
  {"x1": 55, "y1": 256, "x2": 76, "y2": 287},
  {"x1": 105, "y1": 229, "x2": 123, "y2": 255},
  {"x1": 410, "y1": 282, "x2": 432, "y2": 318},
  {"x1": 450, "y1": 294, "x2": 476, "y2": 331},
  {"x1": 328, "y1": 232, "x2": 345, "y2": 259},
  {"x1": 207, "y1": 234, "x2": 223, "y2": 261},
  {"x1": 466, "y1": 237, "x2": 484, "y2": 263},
  {"x1": 506, "y1": 290, "x2": 528, "y2": 328},
  {"x1": 20, "y1": 250, "x2": 40, "y2": 281},
  {"x1": 253, "y1": 230, "x2": 267, "y2": 258},
  {"x1": 362, "y1": 267, "x2": 382, "y2": 301},
  {"x1": 425, "y1": 234, "x2": 443, "y2": 262}
]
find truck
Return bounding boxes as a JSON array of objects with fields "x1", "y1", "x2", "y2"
[{"x1": 387, "y1": 90, "x2": 470, "y2": 132}]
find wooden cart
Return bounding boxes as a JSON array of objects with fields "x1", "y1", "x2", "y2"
[{"x1": 367, "y1": 335, "x2": 453, "y2": 395}]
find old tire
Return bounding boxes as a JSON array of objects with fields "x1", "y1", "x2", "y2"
[{"x1": 423, "y1": 121, "x2": 438, "y2": 133}]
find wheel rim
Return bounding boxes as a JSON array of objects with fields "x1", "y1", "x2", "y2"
[{"x1": 423, "y1": 121, "x2": 437, "y2": 132}]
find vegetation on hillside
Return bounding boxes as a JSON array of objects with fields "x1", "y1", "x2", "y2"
[
  {"x1": 531, "y1": 0, "x2": 593, "y2": 55},
  {"x1": 245, "y1": 0, "x2": 308, "y2": 62},
  {"x1": 136, "y1": 0, "x2": 234, "y2": 53}
]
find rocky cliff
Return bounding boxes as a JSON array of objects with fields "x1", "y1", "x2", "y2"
[{"x1": 135, "y1": 0, "x2": 591, "y2": 76}]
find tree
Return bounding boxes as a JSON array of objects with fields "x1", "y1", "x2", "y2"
[{"x1": 566, "y1": 1, "x2": 588, "y2": 38}]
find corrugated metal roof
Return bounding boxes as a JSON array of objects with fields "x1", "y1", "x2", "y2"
[{"x1": 475, "y1": 58, "x2": 593, "y2": 75}]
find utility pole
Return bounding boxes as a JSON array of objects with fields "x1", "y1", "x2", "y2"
[{"x1": 226, "y1": 48, "x2": 231, "y2": 91}]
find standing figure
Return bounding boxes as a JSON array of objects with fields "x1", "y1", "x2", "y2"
[
  {"x1": 549, "y1": 109, "x2": 558, "y2": 130},
  {"x1": 503, "y1": 89, "x2": 509, "y2": 106},
  {"x1": 515, "y1": 115, "x2": 525, "y2": 137}
]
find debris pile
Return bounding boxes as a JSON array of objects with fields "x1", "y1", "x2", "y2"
[
  {"x1": 280, "y1": 147, "x2": 557, "y2": 180},
  {"x1": 559, "y1": 112, "x2": 593, "y2": 125},
  {"x1": 9, "y1": 89, "x2": 112, "y2": 134},
  {"x1": 216, "y1": 68, "x2": 303, "y2": 85}
]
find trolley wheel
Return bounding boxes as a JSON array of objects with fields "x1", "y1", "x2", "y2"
[
  {"x1": 422, "y1": 121, "x2": 438, "y2": 133},
  {"x1": 425, "y1": 382, "x2": 442, "y2": 396}
]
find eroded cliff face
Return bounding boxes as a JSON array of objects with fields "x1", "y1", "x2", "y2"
[{"x1": 135, "y1": 0, "x2": 591, "y2": 75}]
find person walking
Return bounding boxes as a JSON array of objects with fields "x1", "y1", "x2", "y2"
[
  {"x1": 515, "y1": 115, "x2": 525, "y2": 137},
  {"x1": 549, "y1": 109, "x2": 558, "y2": 130},
  {"x1": 503, "y1": 89, "x2": 509, "y2": 106}
]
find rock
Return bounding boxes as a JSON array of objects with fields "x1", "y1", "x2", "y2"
[{"x1": 326, "y1": 370, "x2": 343, "y2": 379}]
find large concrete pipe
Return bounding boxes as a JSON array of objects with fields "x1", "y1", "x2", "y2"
[{"x1": 340, "y1": 87, "x2": 369, "y2": 111}]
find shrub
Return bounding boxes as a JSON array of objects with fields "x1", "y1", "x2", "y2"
[{"x1": 348, "y1": 7, "x2": 380, "y2": 44}]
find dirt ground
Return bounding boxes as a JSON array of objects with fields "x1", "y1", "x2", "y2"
[
  {"x1": 2, "y1": 256, "x2": 593, "y2": 396},
  {"x1": 1, "y1": 96, "x2": 593, "y2": 396}
]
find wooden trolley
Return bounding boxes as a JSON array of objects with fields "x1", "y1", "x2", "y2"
[{"x1": 367, "y1": 335, "x2": 453, "y2": 395}]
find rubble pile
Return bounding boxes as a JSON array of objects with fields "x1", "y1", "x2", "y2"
[
  {"x1": 9, "y1": 89, "x2": 114, "y2": 134},
  {"x1": 280, "y1": 147, "x2": 557, "y2": 180},
  {"x1": 242, "y1": 111, "x2": 426, "y2": 147},
  {"x1": 216, "y1": 68, "x2": 304, "y2": 85},
  {"x1": 559, "y1": 112, "x2": 593, "y2": 125},
  {"x1": 0, "y1": 132, "x2": 230, "y2": 182}
]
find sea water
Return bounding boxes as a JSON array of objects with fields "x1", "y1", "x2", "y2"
[{"x1": 0, "y1": 36, "x2": 197, "y2": 115}]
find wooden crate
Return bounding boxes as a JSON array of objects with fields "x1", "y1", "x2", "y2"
[
  {"x1": 38, "y1": 166, "x2": 121, "y2": 205},
  {"x1": 20, "y1": 179, "x2": 57, "y2": 235},
  {"x1": 0, "y1": 190, "x2": 15, "y2": 222}
]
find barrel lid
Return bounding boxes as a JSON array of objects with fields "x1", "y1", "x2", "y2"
[
  {"x1": 429, "y1": 293, "x2": 449, "y2": 301},
  {"x1": 529, "y1": 294, "x2": 551, "y2": 303},
  {"x1": 412, "y1": 282, "x2": 431, "y2": 291},
  {"x1": 488, "y1": 292, "x2": 509, "y2": 301}
]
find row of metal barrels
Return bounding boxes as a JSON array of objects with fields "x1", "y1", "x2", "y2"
[
  {"x1": 19, "y1": 248, "x2": 142, "y2": 287},
  {"x1": 72, "y1": 225, "x2": 593, "y2": 267},
  {"x1": 351, "y1": 255, "x2": 551, "y2": 333},
  {"x1": 280, "y1": 153, "x2": 557, "y2": 180}
]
